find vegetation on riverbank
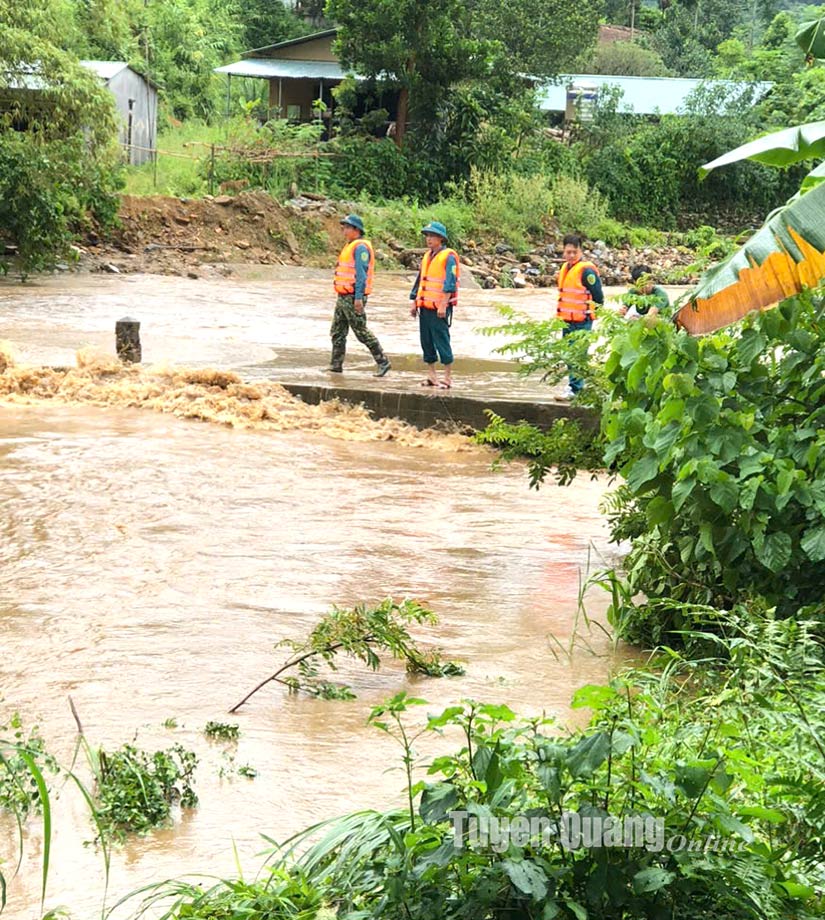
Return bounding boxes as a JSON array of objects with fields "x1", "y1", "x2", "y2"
[
  {"x1": 4, "y1": 606, "x2": 824, "y2": 919},
  {"x1": 131, "y1": 628, "x2": 823, "y2": 920}
]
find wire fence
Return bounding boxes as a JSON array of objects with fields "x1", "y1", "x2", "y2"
[{"x1": 121, "y1": 139, "x2": 337, "y2": 195}]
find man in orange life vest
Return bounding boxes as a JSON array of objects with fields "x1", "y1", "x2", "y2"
[
  {"x1": 409, "y1": 221, "x2": 459, "y2": 389},
  {"x1": 329, "y1": 214, "x2": 391, "y2": 376},
  {"x1": 556, "y1": 233, "x2": 603, "y2": 395}
]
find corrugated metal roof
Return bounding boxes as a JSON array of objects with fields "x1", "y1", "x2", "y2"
[
  {"x1": 538, "y1": 74, "x2": 772, "y2": 115},
  {"x1": 1, "y1": 69, "x2": 47, "y2": 91},
  {"x1": 80, "y1": 60, "x2": 129, "y2": 81},
  {"x1": 215, "y1": 58, "x2": 354, "y2": 81}
]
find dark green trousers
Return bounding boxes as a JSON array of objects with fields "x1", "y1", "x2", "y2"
[{"x1": 330, "y1": 295, "x2": 386, "y2": 367}]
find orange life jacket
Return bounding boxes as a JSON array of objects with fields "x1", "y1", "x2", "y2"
[
  {"x1": 333, "y1": 239, "x2": 374, "y2": 296},
  {"x1": 415, "y1": 248, "x2": 460, "y2": 311},
  {"x1": 557, "y1": 259, "x2": 598, "y2": 322}
]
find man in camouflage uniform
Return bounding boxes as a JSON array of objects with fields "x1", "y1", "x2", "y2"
[{"x1": 329, "y1": 214, "x2": 391, "y2": 376}]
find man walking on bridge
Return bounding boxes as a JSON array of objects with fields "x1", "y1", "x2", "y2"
[{"x1": 329, "y1": 214, "x2": 391, "y2": 377}]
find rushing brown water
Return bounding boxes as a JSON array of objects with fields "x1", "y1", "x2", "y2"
[{"x1": 0, "y1": 271, "x2": 629, "y2": 919}]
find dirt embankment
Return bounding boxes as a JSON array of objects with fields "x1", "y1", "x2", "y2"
[
  {"x1": 80, "y1": 191, "x2": 342, "y2": 278},
  {"x1": 78, "y1": 192, "x2": 700, "y2": 286}
]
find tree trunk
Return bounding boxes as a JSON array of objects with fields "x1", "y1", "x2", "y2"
[{"x1": 395, "y1": 85, "x2": 409, "y2": 149}]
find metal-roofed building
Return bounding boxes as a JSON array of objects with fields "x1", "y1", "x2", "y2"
[
  {"x1": 538, "y1": 74, "x2": 773, "y2": 117},
  {"x1": 215, "y1": 30, "x2": 354, "y2": 123},
  {"x1": 80, "y1": 61, "x2": 158, "y2": 165}
]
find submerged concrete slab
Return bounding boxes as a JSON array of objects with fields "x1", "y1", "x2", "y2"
[{"x1": 281, "y1": 383, "x2": 597, "y2": 432}]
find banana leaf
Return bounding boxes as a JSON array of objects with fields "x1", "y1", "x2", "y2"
[
  {"x1": 699, "y1": 120, "x2": 825, "y2": 176},
  {"x1": 800, "y1": 160, "x2": 825, "y2": 194},
  {"x1": 797, "y1": 17, "x2": 825, "y2": 59},
  {"x1": 674, "y1": 180, "x2": 825, "y2": 334}
]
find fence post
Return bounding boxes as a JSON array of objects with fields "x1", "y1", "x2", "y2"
[
  {"x1": 115, "y1": 317, "x2": 141, "y2": 364},
  {"x1": 209, "y1": 143, "x2": 216, "y2": 195}
]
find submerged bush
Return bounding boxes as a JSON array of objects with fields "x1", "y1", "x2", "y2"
[{"x1": 93, "y1": 743, "x2": 197, "y2": 839}]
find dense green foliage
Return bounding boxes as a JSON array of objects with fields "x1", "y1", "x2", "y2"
[
  {"x1": 579, "y1": 86, "x2": 803, "y2": 228},
  {"x1": 0, "y1": 0, "x2": 122, "y2": 274},
  {"x1": 92, "y1": 742, "x2": 198, "y2": 839},
  {"x1": 602, "y1": 292, "x2": 825, "y2": 640},
  {"x1": 56, "y1": 0, "x2": 306, "y2": 119},
  {"x1": 0, "y1": 712, "x2": 57, "y2": 816},
  {"x1": 583, "y1": 41, "x2": 670, "y2": 76},
  {"x1": 479, "y1": 287, "x2": 825, "y2": 647}
]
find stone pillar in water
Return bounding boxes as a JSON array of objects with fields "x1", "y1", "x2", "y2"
[{"x1": 116, "y1": 316, "x2": 141, "y2": 364}]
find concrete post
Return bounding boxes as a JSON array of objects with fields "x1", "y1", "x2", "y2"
[{"x1": 116, "y1": 316, "x2": 141, "y2": 364}]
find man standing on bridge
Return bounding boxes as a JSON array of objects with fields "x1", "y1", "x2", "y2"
[
  {"x1": 409, "y1": 221, "x2": 459, "y2": 389},
  {"x1": 556, "y1": 233, "x2": 603, "y2": 396},
  {"x1": 329, "y1": 214, "x2": 391, "y2": 377}
]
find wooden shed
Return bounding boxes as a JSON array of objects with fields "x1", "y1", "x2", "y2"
[{"x1": 81, "y1": 61, "x2": 158, "y2": 165}]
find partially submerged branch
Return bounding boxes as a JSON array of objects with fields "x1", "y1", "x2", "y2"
[{"x1": 229, "y1": 599, "x2": 463, "y2": 712}]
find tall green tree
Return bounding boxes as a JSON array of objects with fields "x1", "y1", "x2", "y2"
[
  {"x1": 237, "y1": 0, "x2": 312, "y2": 54},
  {"x1": 326, "y1": 0, "x2": 498, "y2": 148},
  {"x1": 0, "y1": 0, "x2": 120, "y2": 274},
  {"x1": 467, "y1": 0, "x2": 603, "y2": 78}
]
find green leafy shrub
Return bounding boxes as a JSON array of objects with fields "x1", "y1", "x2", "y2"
[
  {"x1": 512, "y1": 134, "x2": 581, "y2": 180},
  {"x1": 583, "y1": 110, "x2": 800, "y2": 228},
  {"x1": 478, "y1": 286, "x2": 825, "y2": 647},
  {"x1": 551, "y1": 174, "x2": 610, "y2": 237},
  {"x1": 93, "y1": 743, "x2": 197, "y2": 839},
  {"x1": 327, "y1": 137, "x2": 419, "y2": 200},
  {"x1": 0, "y1": 24, "x2": 121, "y2": 276},
  {"x1": 600, "y1": 288, "x2": 825, "y2": 641},
  {"x1": 477, "y1": 413, "x2": 603, "y2": 487}
]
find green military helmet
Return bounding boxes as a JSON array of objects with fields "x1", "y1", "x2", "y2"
[
  {"x1": 421, "y1": 220, "x2": 448, "y2": 240},
  {"x1": 340, "y1": 214, "x2": 365, "y2": 233}
]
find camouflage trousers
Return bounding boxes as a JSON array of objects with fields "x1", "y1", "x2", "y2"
[{"x1": 330, "y1": 294, "x2": 386, "y2": 368}]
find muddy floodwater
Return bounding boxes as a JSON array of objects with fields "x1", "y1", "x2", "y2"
[{"x1": 0, "y1": 269, "x2": 633, "y2": 918}]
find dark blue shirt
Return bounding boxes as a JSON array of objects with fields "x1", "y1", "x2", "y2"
[
  {"x1": 579, "y1": 262, "x2": 604, "y2": 305},
  {"x1": 353, "y1": 241, "x2": 371, "y2": 300}
]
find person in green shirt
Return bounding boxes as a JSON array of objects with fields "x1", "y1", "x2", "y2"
[{"x1": 619, "y1": 264, "x2": 670, "y2": 320}]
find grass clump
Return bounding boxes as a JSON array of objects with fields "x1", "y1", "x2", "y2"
[
  {"x1": 551, "y1": 173, "x2": 610, "y2": 237},
  {"x1": 463, "y1": 168, "x2": 554, "y2": 254}
]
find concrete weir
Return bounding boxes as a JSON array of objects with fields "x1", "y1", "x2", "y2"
[{"x1": 281, "y1": 383, "x2": 597, "y2": 432}]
